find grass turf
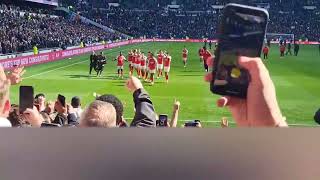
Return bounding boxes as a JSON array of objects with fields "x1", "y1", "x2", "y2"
[{"x1": 9, "y1": 42, "x2": 320, "y2": 127}]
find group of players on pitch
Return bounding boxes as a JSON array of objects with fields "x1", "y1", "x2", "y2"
[
  {"x1": 89, "y1": 45, "x2": 214, "y2": 85},
  {"x1": 116, "y1": 49, "x2": 172, "y2": 85}
]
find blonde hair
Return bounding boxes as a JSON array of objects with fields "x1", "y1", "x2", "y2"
[
  {"x1": 0, "y1": 65, "x2": 10, "y2": 115},
  {"x1": 80, "y1": 101, "x2": 116, "y2": 128}
]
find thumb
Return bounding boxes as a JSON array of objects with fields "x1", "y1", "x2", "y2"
[{"x1": 238, "y1": 56, "x2": 265, "y2": 84}]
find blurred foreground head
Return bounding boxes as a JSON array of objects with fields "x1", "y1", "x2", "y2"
[
  {"x1": 80, "y1": 100, "x2": 116, "y2": 128},
  {"x1": 0, "y1": 65, "x2": 11, "y2": 126}
]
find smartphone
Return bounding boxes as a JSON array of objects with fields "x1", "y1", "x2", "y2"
[
  {"x1": 58, "y1": 94, "x2": 66, "y2": 107},
  {"x1": 211, "y1": 4, "x2": 269, "y2": 98},
  {"x1": 158, "y1": 114, "x2": 168, "y2": 127},
  {"x1": 184, "y1": 120, "x2": 201, "y2": 127},
  {"x1": 19, "y1": 86, "x2": 34, "y2": 113}
]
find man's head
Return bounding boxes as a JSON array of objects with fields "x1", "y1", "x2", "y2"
[
  {"x1": 120, "y1": 51, "x2": 122, "y2": 56},
  {"x1": 35, "y1": 93, "x2": 45, "y2": 104},
  {"x1": 0, "y1": 66, "x2": 11, "y2": 118},
  {"x1": 71, "y1": 96, "x2": 81, "y2": 108},
  {"x1": 80, "y1": 100, "x2": 116, "y2": 128},
  {"x1": 203, "y1": 46, "x2": 206, "y2": 50},
  {"x1": 96, "y1": 94, "x2": 123, "y2": 125}
]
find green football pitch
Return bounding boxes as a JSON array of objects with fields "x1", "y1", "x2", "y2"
[{"x1": 9, "y1": 42, "x2": 320, "y2": 127}]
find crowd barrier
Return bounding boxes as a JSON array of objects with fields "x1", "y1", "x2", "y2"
[{"x1": 1, "y1": 39, "x2": 319, "y2": 70}]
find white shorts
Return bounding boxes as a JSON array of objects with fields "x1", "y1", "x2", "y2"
[
  {"x1": 149, "y1": 69, "x2": 156, "y2": 74},
  {"x1": 157, "y1": 64, "x2": 163, "y2": 70},
  {"x1": 134, "y1": 64, "x2": 140, "y2": 69},
  {"x1": 117, "y1": 66, "x2": 123, "y2": 70},
  {"x1": 140, "y1": 66, "x2": 147, "y2": 70},
  {"x1": 183, "y1": 58, "x2": 187, "y2": 61},
  {"x1": 164, "y1": 66, "x2": 170, "y2": 73}
]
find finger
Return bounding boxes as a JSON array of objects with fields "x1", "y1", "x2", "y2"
[
  {"x1": 23, "y1": 108, "x2": 33, "y2": 114},
  {"x1": 204, "y1": 73, "x2": 213, "y2": 82},
  {"x1": 20, "y1": 69, "x2": 26, "y2": 76},
  {"x1": 238, "y1": 56, "x2": 266, "y2": 81}
]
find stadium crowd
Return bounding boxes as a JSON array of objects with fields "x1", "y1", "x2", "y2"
[
  {"x1": 0, "y1": 54, "x2": 290, "y2": 128},
  {"x1": 68, "y1": 0, "x2": 320, "y2": 41},
  {"x1": 0, "y1": 4, "x2": 121, "y2": 54}
]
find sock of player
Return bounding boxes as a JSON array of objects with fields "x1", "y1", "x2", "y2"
[
  {"x1": 165, "y1": 73, "x2": 168, "y2": 80},
  {"x1": 118, "y1": 69, "x2": 120, "y2": 76}
]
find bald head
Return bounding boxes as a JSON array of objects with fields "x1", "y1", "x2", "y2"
[{"x1": 80, "y1": 101, "x2": 117, "y2": 128}]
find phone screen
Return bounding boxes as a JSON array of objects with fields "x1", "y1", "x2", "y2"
[
  {"x1": 184, "y1": 120, "x2": 200, "y2": 127},
  {"x1": 19, "y1": 86, "x2": 34, "y2": 113},
  {"x1": 212, "y1": 4, "x2": 268, "y2": 98},
  {"x1": 158, "y1": 114, "x2": 168, "y2": 127}
]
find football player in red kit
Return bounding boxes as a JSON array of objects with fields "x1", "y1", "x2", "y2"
[
  {"x1": 140, "y1": 52, "x2": 147, "y2": 80},
  {"x1": 263, "y1": 46, "x2": 269, "y2": 60},
  {"x1": 135, "y1": 50, "x2": 142, "y2": 78},
  {"x1": 128, "y1": 50, "x2": 133, "y2": 75},
  {"x1": 116, "y1": 52, "x2": 126, "y2": 78},
  {"x1": 157, "y1": 50, "x2": 164, "y2": 78},
  {"x1": 182, "y1": 47, "x2": 188, "y2": 68},
  {"x1": 198, "y1": 47, "x2": 205, "y2": 63},
  {"x1": 163, "y1": 51, "x2": 172, "y2": 83},
  {"x1": 280, "y1": 44, "x2": 286, "y2": 57},
  {"x1": 148, "y1": 53, "x2": 157, "y2": 85},
  {"x1": 202, "y1": 47, "x2": 212, "y2": 72}
]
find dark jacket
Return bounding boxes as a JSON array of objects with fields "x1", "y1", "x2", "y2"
[
  {"x1": 52, "y1": 113, "x2": 78, "y2": 126},
  {"x1": 130, "y1": 88, "x2": 156, "y2": 128}
]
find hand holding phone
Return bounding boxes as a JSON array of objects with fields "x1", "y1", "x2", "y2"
[
  {"x1": 211, "y1": 4, "x2": 269, "y2": 98},
  {"x1": 19, "y1": 86, "x2": 34, "y2": 113}
]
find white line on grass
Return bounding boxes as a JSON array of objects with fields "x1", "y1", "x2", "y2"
[
  {"x1": 24, "y1": 61, "x2": 86, "y2": 79},
  {"x1": 24, "y1": 43, "x2": 149, "y2": 79},
  {"x1": 124, "y1": 118, "x2": 318, "y2": 127}
]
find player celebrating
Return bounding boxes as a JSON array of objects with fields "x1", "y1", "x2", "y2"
[
  {"x1": 198, "y1": 47, "x2": 205, "y2": 63},
  {"x1": 163, "y1": 51, "x2": 172, "y2": 83},
  {"x1": 263, "y1": 45, "x2": 269, "y2": 60},
  {"x1": 148, "y1": 52, "x2": 157, "y2": 85},
  {"x1": 116, "y1": 52, "x2": 126, "y2": 79},
  {"x1": 202, "y1": 47, "x2": 212, "y2": 72},
  {"x1": 280, "y1": 44, "x2": 286, "y2": 57},
  {"x1": 182, "y1": 46, "x2": 188, "y2": 68},
  {"x1": 157, "y1": 50, "x2": 164, "y2": 78},
  {"x1": 135, "y1": 49, "x2": 142, "y2": 78},
  {"x1": 128, "y1": 50, "x2": 133, "y2": 75},
  {"x1": 140, "y1": 52, "x2": 147, "y2": 80}
]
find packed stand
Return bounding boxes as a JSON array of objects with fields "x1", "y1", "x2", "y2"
[
  {"x1": 68, "y1": 0, "x2": 320, "y2": 41},
  {"x1": 0, "y1": 4, "x2": 121, "y2": 54}
]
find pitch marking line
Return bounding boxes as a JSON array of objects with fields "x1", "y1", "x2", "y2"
[{"x1": 24, "y1": 43, "x2": 149, "y2": 79}]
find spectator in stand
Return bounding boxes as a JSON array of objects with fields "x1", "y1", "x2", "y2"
[
  {"x1": 71, "y1": 96, "x2": 83, "y2": 122},
  {"x1": 96, "y1": 94, "x2": 128, "y2": 127},
  {"x1": 40, "y1": 101, "x2": 56, "y2": 123},
  {"x1": 52, "y1": 95, "x2": 78, "y2": 126},
  {"x1": 35, "y1": 93, "x2": 46, "y2": 112},
  {"x1": 79, "y1": 100, "x2": 117, "y2": 128},
  {"x1": 126, "y1": 76, "x2": 157, "y2": 127}
]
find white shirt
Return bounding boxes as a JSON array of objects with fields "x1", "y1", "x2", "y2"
[{"x1": 0, "y1": 117, "x2": 12, "y2": 127}]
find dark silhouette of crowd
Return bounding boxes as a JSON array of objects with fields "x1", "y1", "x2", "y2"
[
  {"x1": 65, "y1": 0, "x2": 319, "y2": 41},
  {"x1": 0, "y1": 4, "x2": 122, "y2": 54}
]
